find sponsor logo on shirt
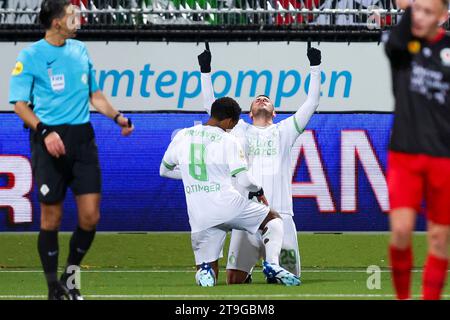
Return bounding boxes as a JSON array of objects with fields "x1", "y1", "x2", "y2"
[
  {"x1": 440, "y1": 48, "x2": 450, "y2": 66},
  {"x1": 46, "y1": 59, "x2": 57, "y2": 67},
  {"x1": 239, "y1": 148, "x2": 245, "y2": 160},
  {"x1": 410, "y1": 61, "x2": 450, "y2": 105},
  {"x1": 11, "y1": 61, "x2": 23, "y2": 76},
  {"x1": 408, "y1": 41, "x2": 421, "y2": 55},
  {"x1": 423, "y1": 47, "x2": 432, "y2": 58},
  {"x1": 50, "y1": 74, "x2": 65, "y2": 92},
  {"x1": 248, "y1": 135, "x2": 278, "y2": 157}
]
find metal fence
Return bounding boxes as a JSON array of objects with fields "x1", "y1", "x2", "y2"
[{"x1": 0, "y1": 0, "x2": 417, "y2": 27}]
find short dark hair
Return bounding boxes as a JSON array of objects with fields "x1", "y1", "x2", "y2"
[
  {"x1": 211, "y1": 97, "x2": 242, "y2": 122},
  {"x1": 39, "y1": 0, "x2": 71, "y2": 30}
]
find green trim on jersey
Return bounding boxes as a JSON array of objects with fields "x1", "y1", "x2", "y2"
[
  {"x1": 163, "y1": 160, "x2": 176, "y2": 170},
  {"x1": 230, "y1": 167, "x2": 247, "y2": 177},
  {"x1": 293, "y1": 116, "x2": 302, "y2": 134}
]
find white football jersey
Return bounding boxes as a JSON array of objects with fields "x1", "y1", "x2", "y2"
[
  {"x1": 162, "y1": 124, "x2": 250, "y2": 233},
  {"x1": 200, "y1": 66, "x2": 321, "y2": 217},
  {"x1": 232, "y1": 117, "x2": 302, "y2": 215}
]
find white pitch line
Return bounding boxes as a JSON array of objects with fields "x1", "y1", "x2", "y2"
[
  {"x1": 0, "y1": 269, "x2": 440, "y2": 273},
  {"x1": 1, "y1": 294, "x2": 450, "y2": 299}
]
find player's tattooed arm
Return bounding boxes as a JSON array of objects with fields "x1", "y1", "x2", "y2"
[
  {"x1": 198, "y1": 42, "x2": 215, "y2": 115},
  {"x1": 292, "y1": 46, "x2": 321, "y2": 134}
]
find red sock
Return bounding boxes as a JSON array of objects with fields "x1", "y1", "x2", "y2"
[
  {"x1": 389, "y1": 245, "x2": 413, "y2": 300},
  {"x1": 422, "y1": 254, "x2": 448, "y2": 300}
]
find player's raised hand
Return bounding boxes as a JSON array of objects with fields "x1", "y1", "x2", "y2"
[
  {"x1": 116, "y1": 114, "x2": 134, "y2": 136},
  {"x1": 197, "y1": 41, "x2": 212, "y2": 73},
  {"x1": 307, "y1": 45, "x2": 321, "y2": 66}
]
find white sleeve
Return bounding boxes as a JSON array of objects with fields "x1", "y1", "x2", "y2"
[
  {"x1": 159, "y1": 163, "x2": 182, "y2": 180},
  {"x1": 231, "y1": 119, "x2": 249, "y2": 136},
  {"x1": 226, "y1": 136, "x2": 248, "y2": 177},
  {"x1": 279, "y1": 65, "x2": 321, "y2": 146},
  {"x1": 293, "y1": 65, "x2": 321, "y2": 132},
  {"x1": 160, "y1": 130, "x2": 183, "y2": 178},
  {"x1": 235, "y1": 170, "x2": 261, "y2": 193},
  {"x1": 201, "y1": 73, "x2": 215, "y2": 115}
]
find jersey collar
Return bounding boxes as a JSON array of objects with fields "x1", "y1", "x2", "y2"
[{"x1": 427, "y1": 28, "x2": 446, "y2": 45}]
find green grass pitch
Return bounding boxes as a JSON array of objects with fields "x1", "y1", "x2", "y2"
[{"x1": 0, "y1": 232, "x2": 448, "y2": 300}]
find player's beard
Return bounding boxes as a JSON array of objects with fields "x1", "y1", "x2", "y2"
[{"x1": 251, "y1": 107, "x2": 273, "y2": 121}]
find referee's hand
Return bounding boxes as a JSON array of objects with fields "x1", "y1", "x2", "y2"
[
  {"x1": 116, "y1": 115, "x2": 134, "y2": 136},
  {"x1": 44, "y1": 132, "x2": 66, "y2": 158}
]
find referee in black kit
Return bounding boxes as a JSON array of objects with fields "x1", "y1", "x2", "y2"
[{"x1": 8, "y1": 0, "x2": 134, "y2": 300}]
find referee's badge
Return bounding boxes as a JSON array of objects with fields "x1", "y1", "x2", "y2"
[
  {"x1": 50, "y1": 74, "x2": 65, "y2": 92},
  {"x1": 440, "y1": 48, "x2": 450, "y2": 66},
  {"x1": 11, "y1": 61, "x2": 23, "y2": 76},
  {"x1": 407, "y1": 41, "x2": 421, "y2": 55}
]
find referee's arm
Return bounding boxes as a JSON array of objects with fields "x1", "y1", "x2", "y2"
[
  {"x1": 14, "y1": 101, "x2": 40, "y2": 130},
  {"x1": 90, "y1": 90, "x2": 134, "y2": 136},
  {"x1": 14, "y1": 101, "x2": 66, "y2": 157}
]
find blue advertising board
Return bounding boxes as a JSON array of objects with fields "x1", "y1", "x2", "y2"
[{"x1": 0, "y1": 113, "x2": 427, "y2": 232}]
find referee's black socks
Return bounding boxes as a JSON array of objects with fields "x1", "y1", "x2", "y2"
[
  {"x1": 37, "y1": 229, "x2": 59, "y2": 288},
  {"x1": 61, "y1": 226, "x2": 96, "y2": 281}
]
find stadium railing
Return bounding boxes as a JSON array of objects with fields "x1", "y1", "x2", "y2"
[{"x1": 1, "y1": 0, "x2": 449, "y2": 42}]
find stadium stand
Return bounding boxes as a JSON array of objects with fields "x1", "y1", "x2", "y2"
[{"x1": 0, "y1": 1, "x2": 448, "y2": 41}]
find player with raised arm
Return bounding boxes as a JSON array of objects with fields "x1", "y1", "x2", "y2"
[
  {"x1": 385, "y1": 0, "x2": 450, "y2": 300},
  {"x1": 197, "y1": 42, "x2": 321, "y2": 284},
  {"x1": 160, "y1": 97, "x2": 300, "y2": 287}
]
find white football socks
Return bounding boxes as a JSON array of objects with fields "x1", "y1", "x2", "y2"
[{"x1": 261, "y1": 218, "x2": 284, "y2": 265}]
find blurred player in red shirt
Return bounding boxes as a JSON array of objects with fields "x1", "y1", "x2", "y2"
[{"x1": 385, "y1": 0, "x2": 450, "y2": 300}]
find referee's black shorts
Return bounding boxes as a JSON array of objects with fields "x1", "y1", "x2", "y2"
[{"x1": 30, "y1": 122, "x2": 102, "y2": 204}]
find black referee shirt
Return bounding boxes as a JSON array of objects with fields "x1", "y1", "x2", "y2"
[{"x1": 384, "y1": 7, "x2": 450, "y2": 158}]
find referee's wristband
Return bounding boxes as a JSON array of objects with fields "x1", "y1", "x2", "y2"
[
  {"x1": 36, "y1": 122, "x2": 52, "y2": 139},
  {"x1": 114, "y1": 112, "x2": 133, "y2": 128},
  {"x1": 113, "y1": 112, "x2": 123, "y2": 124}
]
